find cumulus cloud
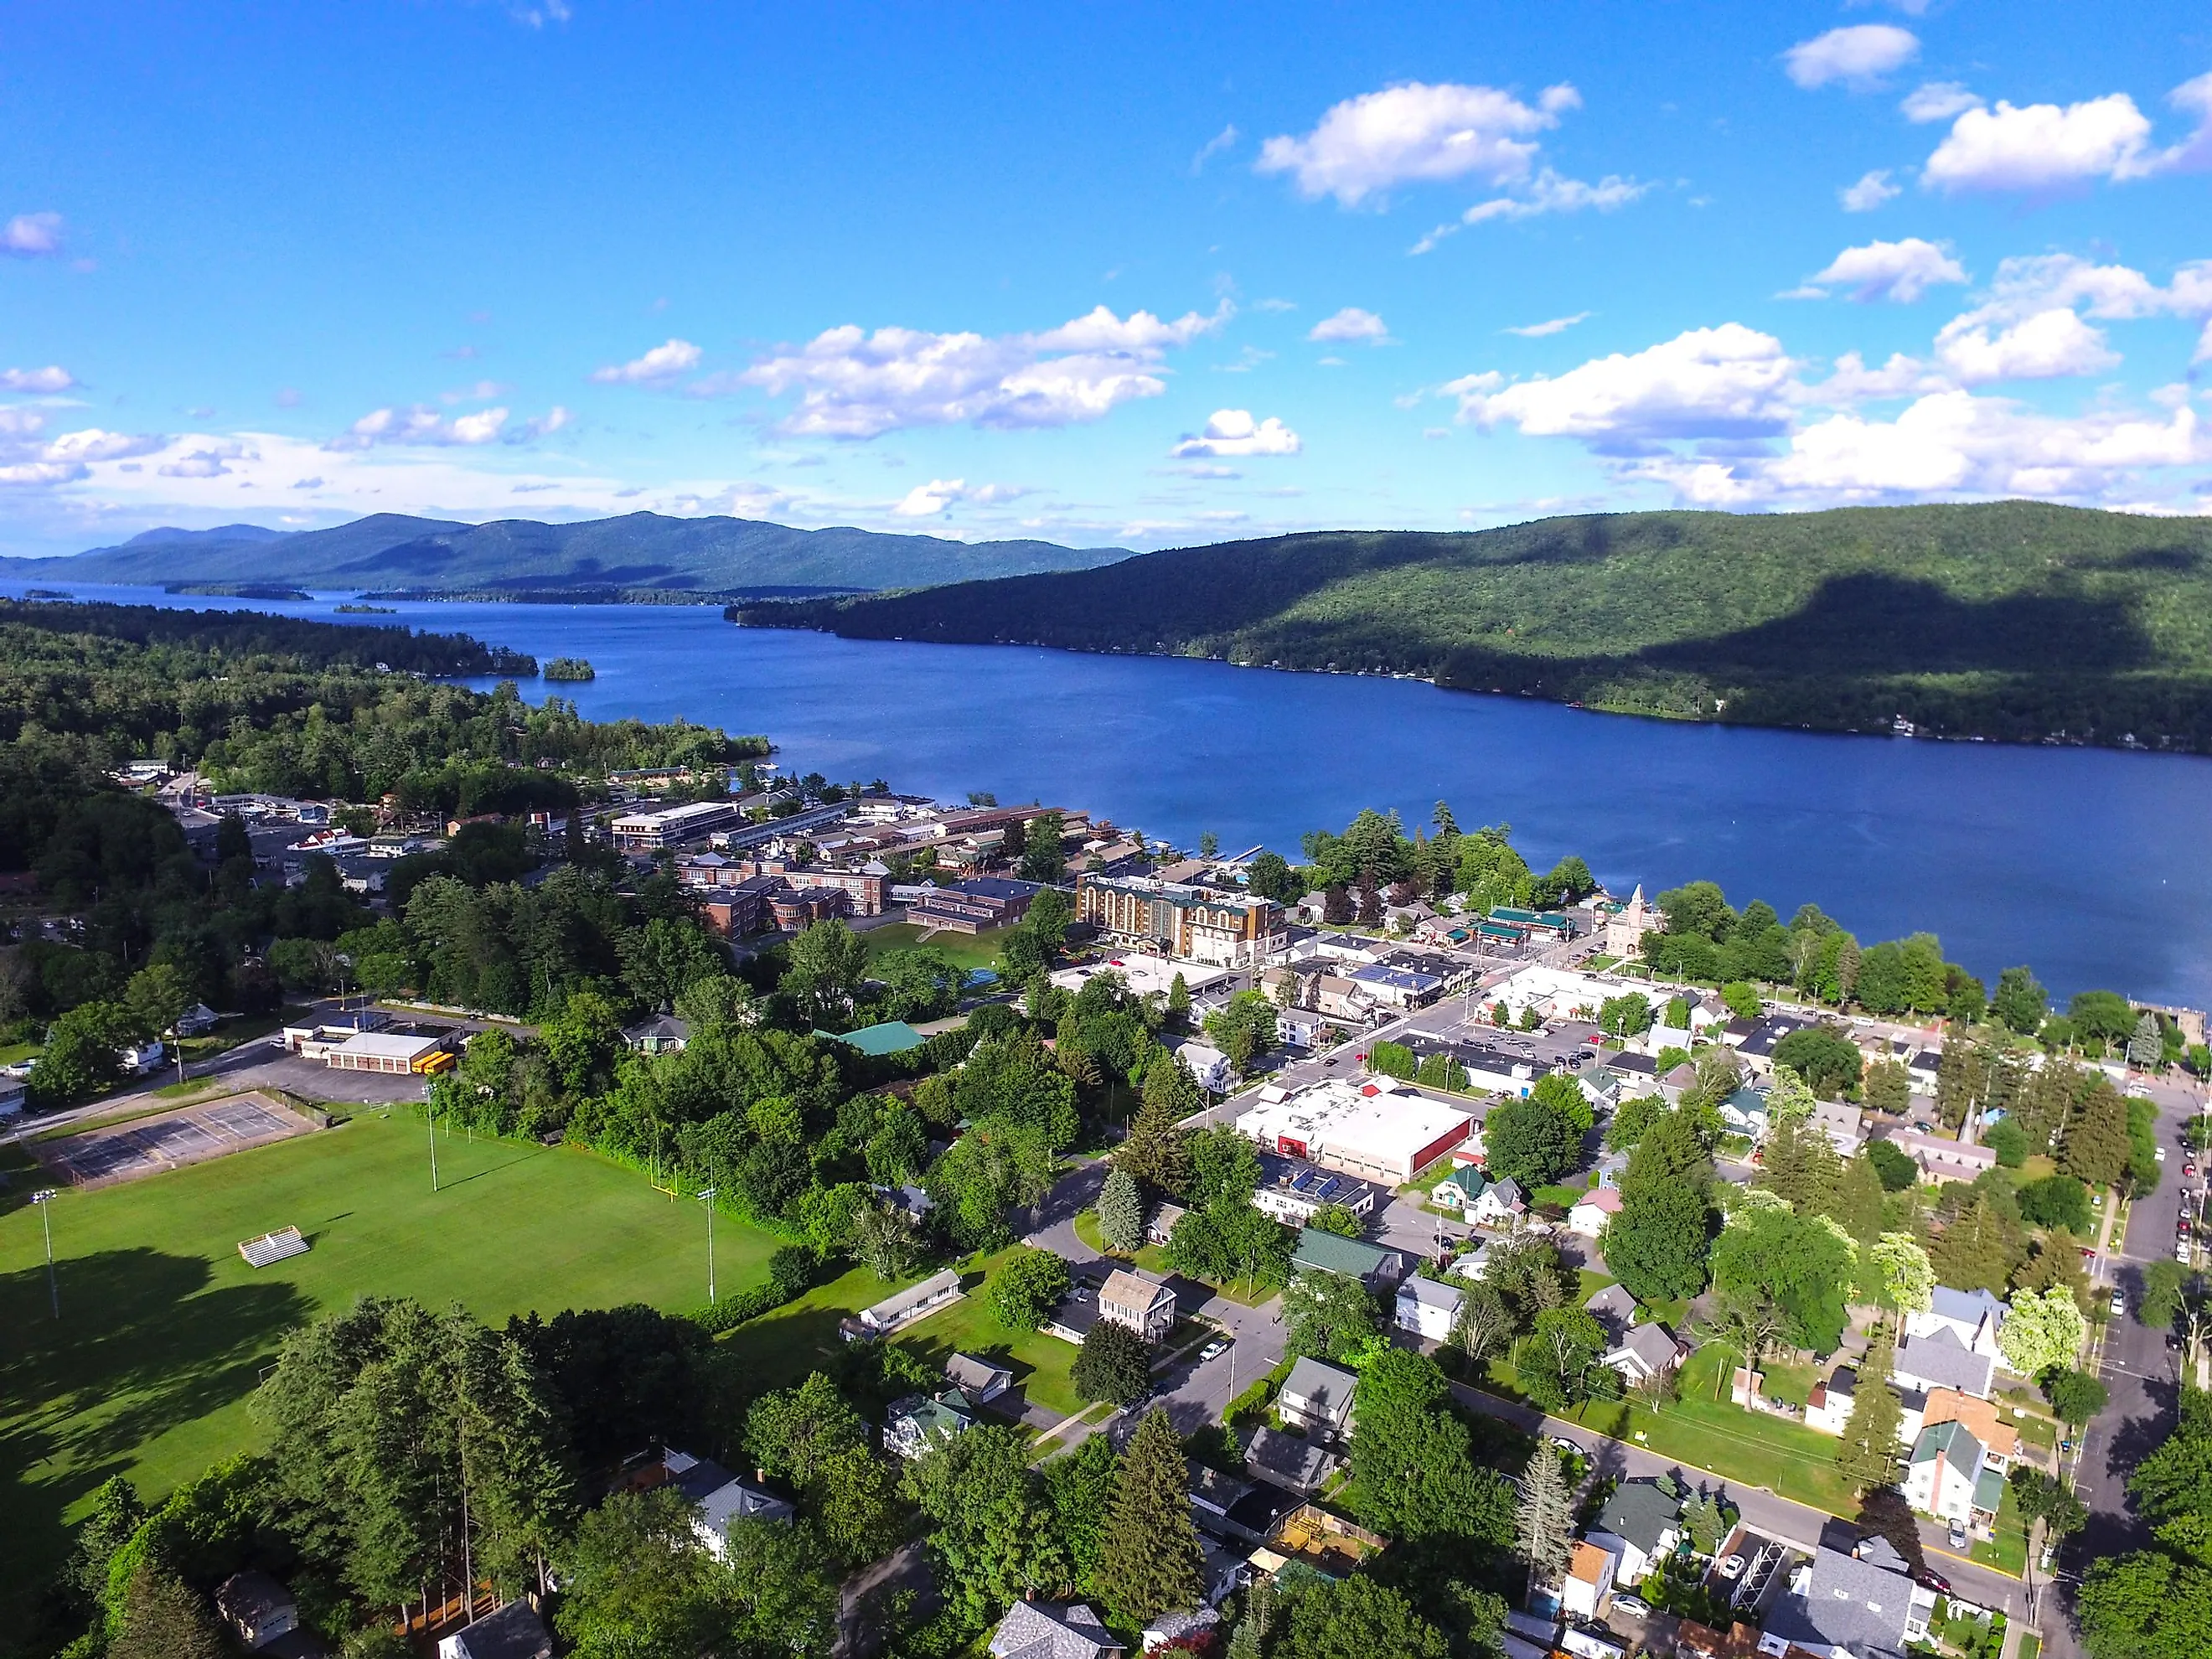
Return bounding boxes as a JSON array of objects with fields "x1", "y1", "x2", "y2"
[
  {"x1": 1795, "y1": 237, "x2": 1968, "y2": 303},
  {"x1": 513, "y1": 406, "x2": 571, "y2": 442},
  {"x1": 328, "y1": 405, "x2": 516, "y2": 450},
  {"x1": 1307, "y1": 307, "x2": 1391, "y2": 344},
  {"x1": 0, "y1": 364, "x2": 77, "y2": 393},
  {"x1": 1902, "y1": 81, "x2": 1983, "y2": 123},
  {"x1": 1171, "y1": 409, "x2": 1303, "y2": 457},
  {"x1": 0, "y1": 413, "x2": 168, "y2": 486},
  {"x1": 590, "y1": 338, "x2": 703, "y2": 385},
  {"x1": 1503, "y1": 312, "x2": 1592, "y2": 338},
  {"x1": 1839, "y1": 170, "x2": 1903, "y2": 212},
  {"x1": 1934, "y1": 307, "x2": 2121, "y2": 382},
  {"x1": 160, "y1": 444, "x2": 250, "y2": 479},
  {"x1": 2, "y1": 212, "x2": 64, "y2": 256},
  {"x1": 1783, "y1": 25, "x2": 1919, "y2": 91},
  {"x1": 1447, "y1": 324, "x2": 1799, "y2": 445},
  {"x1": 733, "y1": 302, "x2": 1227, "y2": 439},
  {"x1": 1256, "y1": 80, "x2": 1579, "y2": 206},
  {"x1": 1924, "y1": 94, "x2": 2158, "y2": 191},
  {"x1": 890, "y1": 478, "x2": 1030, "y2": 516}
]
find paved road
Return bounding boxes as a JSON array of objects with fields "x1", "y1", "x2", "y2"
[{"x1": 2050, "y1": 1075, "x2": 2208, "y2": 1659}]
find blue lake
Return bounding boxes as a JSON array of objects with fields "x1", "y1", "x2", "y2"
[{"x1": 10, "y1": 581, "x2": 2212, "y2": 1007}]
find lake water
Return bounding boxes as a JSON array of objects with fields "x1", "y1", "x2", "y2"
[{"x1": 10, "y1": 581, "x2": 2212, "y2": 1008}]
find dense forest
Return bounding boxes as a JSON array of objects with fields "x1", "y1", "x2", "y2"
[{"x1": 735, "y1": 500, "x2": 2212, "y2": 752}]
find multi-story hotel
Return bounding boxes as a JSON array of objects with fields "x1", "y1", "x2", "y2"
[{"x1": 1074, "y1": 873, "x2": 1286, "y2": 968}]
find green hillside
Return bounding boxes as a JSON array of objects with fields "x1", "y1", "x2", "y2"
[
  {"x1": 733, "y1": 501, "x2": 2212, "y2": 752},
  {"x1": 1, "y1": 511, "x2": 1126, "y2": 595}
]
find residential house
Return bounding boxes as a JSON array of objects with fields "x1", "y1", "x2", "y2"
[
  {"x1": 1290, "y1": 1227, "x2": 1408, "y2": 1290},
  {"x1": 886, "y1": 1388, "x2": 977, "y2": 1460},
  {"x1": 1568, "y1": 1186, "x2": 1623, "y2": 1238},
  {"x1": 622, "y1": 1013, "x2": 690, "y2": 1055},
  {"x1": 118, "y1": 1039, "x2": 166, "y2": 1074},
  {"x1": 1923, "y1": 1388, "x2": 2019, "y2": 1469},
  {"x1": 1252, "y1": 1156, "x2": 1382, "y2": 1227},
  {"x1": 1601, "y1": 1323, "x2": 1682, "y2": 1386},
  {"x1": 1893, "y1": 1332, "x2": 1996, "y2": 1399},
  {"x1": 1447, "y1": 1238, "x2": 1494, "y2": 1282},
  {"x1": 1904, "y1": 1419, "x2": 1987, "y2": 1526},
  {"x1": 1904, "y1": 1287, "x2": 2008, "y2": 1362},
  {"x1": 1277, "y1": 1356, "x2": 1359, "y2": 1443},
  {"x1": 1761, "y1": 1537, "x2": 1936, "y2": 1659},
  {"x1": 214, "y1": 1573, "x2": 299, "y2": 1652},
  {"x1": 1563, "y1": 1540, "x2": 1618, "y2": 1620},
  {"x1": 1395, "y1": 1275, "x2": 1464, "y2": 1341},
  {"x1": 664, "y1": 1450, "x2": 793, "y2": 1556},
  {"x1": 1882, "y1": 1129, "x2": 1998, "y2": 1185},
  {"x1": 987, "y1": 1601, "x2": 1125, "y2": 1659},
  {"x1": 1173, "y1": 1039, "x2": 1236, "y2": 1094},
  {"x1": 171, "y1": 1002, "x2": 220, "y2": 1038},
  {"x1": 1731, "y1": 1015, "x2": 1818, "y2": 1076},
  {"x1": 1471, "y1": 1177, "x2": 1526, "y2": 1226},
  {"x1": 1716, "y1": 1084, "x2": 1770, "y2": 1140},
  {"x1": 437, "y1": 1600, "x2": 553, "y2": 1659},
  {"x1": 1147, "y1": 1202, "x2": 1187, "y2": 1246},
  {"x1": 1245, "y1": 1426, "x2": 1338, "y2": 1495},
  {"x1": 1100, "y1": 1267, "x2": 1178, "y2": 1341},
  {"x1": 1907, "y1": 1048, "x2": 1943, "y2": 1095},
  {"x1": 1584, "y1": 1281, "x2": 1640, "y2": 1338},
  {"x1": 1277, "y1": 1007, "x2": 1330, "y2": 1050},
  {"x1": 1655, "y1": 1062, "x2": 1701, "y2": 1106},
  {"x1": 944, "y1": 1353, "x2": 1014, "y2": 1403},
  {"x1": 1143, "y1": 1610, "x2": 1223, "y2": 1652},
  {"x1": 847, "y1": 1269, "x2": 962, "y2": 1340},
  {"x1": 1605, "y1": 1051, "x2": 1658, "y2": 1095},
  {"x1": 1810, "y1": 1099, "x2": 1866, "y2": 1155},
  {"x1": 1430, "y1": 1170, "x2": 1485, "y2": 1212},
  {"x1": 1805, "y1": 1367, "x2": 1857, "y2": 1435},
  {"x1": 1587, "y1": 1479, "x2": 1682, "y2": 1587}
]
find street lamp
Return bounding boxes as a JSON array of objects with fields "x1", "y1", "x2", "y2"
[
  {"x1": 698, "y1": 1187, "x2": 718, "y2": 1303},
  {"x1": 29, "y1": 1188, "x2": 59, "y2": 1317}
]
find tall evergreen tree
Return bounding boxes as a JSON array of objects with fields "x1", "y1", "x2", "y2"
[
  {"x1": 1930, "y1": 1191, "x2": 2019, "y2": 1295},
  {"x1": 2063, "y1": 1083, "x2": 2133, "y2": 1188},
  {"x1": 1836, "y1": 1331, "x2": 1906, "y2": 1496},
  {"x1": 109, "y1": 1566, "x2": 225, "y2": 1659},
  {"x1": 1098, "y1": 1167, "x2": 1146, "y2": 1253},
  {"x1": 1095, "y1": 1408, "x2": 1202, "y2": 1623},
  {"x1": 1513, "y1": 1440, "x2": 1575, "y2": 1595}
]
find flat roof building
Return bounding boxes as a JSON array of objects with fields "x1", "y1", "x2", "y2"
[
  {"x1": 611, "y1": 798, "x2": 743, "y2": 852},
  {"x1": 1236, "y1": 1077, "x2": 1474, "y2": 1185},
  {"x1": 326, "y1": 1032, "x2": 450, "y2": 1075},
  {"x1": 1075, "y1": 872, "x2": 1286, "y2": 969}
]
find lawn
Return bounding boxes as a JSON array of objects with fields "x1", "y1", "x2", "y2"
[
  {"x1": 1072, "y1": 1208, "x2": 1169, "y2": 1274},
  {"x1": 862, "y1": 921, "x2": 1019, "y2": 974},
  {"x1": 0, "y1": 1109, "x2": 786, "y2": 1628},
  {"x1": 885, "y1": 1256, "x2": 1086, "y2": 1419},
  {"x1": 1969, "y1": 1477, "x2": 2029, "y2": 1576}
]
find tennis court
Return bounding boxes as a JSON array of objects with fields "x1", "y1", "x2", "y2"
[{"x1": 34, "y1": 1092, "x2": 318, "y2": 1188}]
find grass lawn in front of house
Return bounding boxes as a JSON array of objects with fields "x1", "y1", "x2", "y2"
[
  {"x1": 886, "y1": 1251, "x2": 1086, "y2": 1418},
  {"x1": 1969, "y1": 1479, "x2": 2030, "y2": 1576},
  {"x1": 1760, "y1": 1358, "x2": 1820, "y2": 1409},
  {"x1": 1072, "y1": 1210, "x2": 1169, "y2": 1274},
  {"x1": 1576, "y1": 1269, "x2": 1616, "y2": 1301}
]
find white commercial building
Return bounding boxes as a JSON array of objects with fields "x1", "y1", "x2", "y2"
[
  {"x1": 1236, "y1": 1078, "x2": 1474, "y2": 1186},
  {"x1": 610, "y1": 798, "x2": 743, "y2": 852},
  {"x1": 1486, "y1": 964, "x2": 1624, "y2": 1025}
]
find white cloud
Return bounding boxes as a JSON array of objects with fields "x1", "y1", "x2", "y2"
[
  {"x1": 1934, "y1": 307, "x2": 2121, "y2": 382},
  {"x1": 0, "y1": 414, "x2": 168, "y2": 487},
  {"x1": 2198, "y1": 317, "x2": 2212, "y2": 365},
  {"x1": 1839, "y1": 169, "x2": 1903, "y2": 211},
  {"x1": 1256, "y1": 80, "x2": 1576, "y2": 206},
  {"x1": 1805, "y1": 351, "x2": 1949, "y2": 402},
  {"x1": 1171, "y1": 409, "x2": 1302, "y2": 457},
  {"x1": 1460, "y1": 168, "x2": 1648, "y2": 225},
  {"x1": 890, "y1": 478, "x2": 1031, "y2": 516},
  {"x1": 1902, "y1": 81, "x2": 1983, "y2": 123},
  {"x1": 590, "y1": 338, "x2": 703, "y2": 385},
  {"x1": 1307, "y1": 307, "x2": 1390, "y2": 344},
  {"x1": 1923, "y1": 93, "x2": 2162, "y2": 192},
  {"x1": 1191, "y1": 124, "x2": 1240, "y2": 172},
  {"x1": 1783, "y1": 25, "x2": 1920, "y2": 91},
  {"x1": 328, "y1": 404, "x2": 535, "y2": 450},
  {"x1": 1797, "y1": 237, "x2": 1968, "y2": 303},
  {"x1": 0, "y1": 364, "x2": 77, "y2": 393},
  {"x1": 1, "y1": 212, "x2": 63, "y2": 256},
  {"x1": 159, "y1": 444, "x2": 249, "y2": 479},
  {"x1": 514, "y1": 406, "x2": 571, "y2": 442},
  {"x1": 1449, "y1": 323, "x2": 1799, "y2": 442},
  {"x1": 734, "y1": 302, "x2": 1227, "y2": 438},
  {"x1": 1503, "y1": 313, "x2": 1592, "y2": 338}
]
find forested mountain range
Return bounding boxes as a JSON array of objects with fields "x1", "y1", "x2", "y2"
[
  {"x1": 733, "y1": 501, "x2": 2212, "y2": 752},
  {"x1": 0, "y1": 512, "x2": 1127, "y2": 596}
]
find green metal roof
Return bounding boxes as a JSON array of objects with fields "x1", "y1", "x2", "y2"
[
  {"x1": 1292, "y1": 1227, "x2": 1395, "y2": 1278},
  {"x1": 823, "y1": 1020, "x2": 928, "y2": 1056}
]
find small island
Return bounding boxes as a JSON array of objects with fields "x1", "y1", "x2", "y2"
[
  {"x1": 543, "y1": 656, "x2": 597, "y2": 681},
  {"x1": 165, "y1": 581, "x2": 313, "y2": 601},
  {"x1": 333, "y1": 602, "x2": 395, "y2": 614}
]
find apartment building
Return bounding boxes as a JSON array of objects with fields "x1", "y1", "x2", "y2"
[{"x1": 1075, "y1": 873, "x2": 1285, "y2": 968}]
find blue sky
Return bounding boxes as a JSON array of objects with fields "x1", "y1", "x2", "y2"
[{"x1": 3, "y1": 1, "x2": 2210, "y2": 557}]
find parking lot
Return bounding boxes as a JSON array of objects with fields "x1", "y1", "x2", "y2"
[{"x1": 36, "y1": 1092, "x2": 319, "y2": 1188}]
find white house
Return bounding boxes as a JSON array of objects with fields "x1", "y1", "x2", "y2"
[
  {"x1": 1587, "y1": 1480, "x2": 1682, "y2": 1587},
  {"x1": 1471, "y1": 1178, "x2": 1526, "y2": 1226},
  {"x1": 1171, "y1": 1039, "x2": 1236, "y2": 1094},
  {"x1": 1563, "y1": 1541, "x2": 1617, "y2": 1620},
  {"x1": 1278, "y1": 1356, "x2": 1358, "y2": 1444},
  {"x1": 1277, "y1": 1008, "x2": 1330, "y2": 1050},
  {"x1": 944, "y1": 1352, "x2": 1014, "y2": 1402},
  {"x1": 438, "y1": 1600, "x2": 553, "y2": 1659},
  {"x1": 1600, "y1": 1323, "x2": 1682, "y2": 1385},
  {"x1": 1395, "y1": 1275, "x2": 1464, "y2": 1342},
  {"x1": 1903, "y1": 1420, "x2": 1987, "y2": 1527},
  {"x1": 1804, "y1": 1367, "x2": 1857, "y2": 1436},
  {"x1": 1904, "y1": 1287, "x2": 2008, "y2": 1362},
  {"x1": 1893, "y1": 1333, "x2": 1996, "y2": 1400},
  {"x1": 1568, "y1": 1186, "x2": 1623, "y2": 1238},
  {"x1": 664, "y1": 1450, "x2": 794, "y2": 1555}
]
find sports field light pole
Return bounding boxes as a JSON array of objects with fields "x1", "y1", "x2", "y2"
[
  {"x1": 428, "y1": 1099, "x2": 441, "y2": 1193},
  {"x1": 698, "y1": 1187, "x2": 717, "y2": 1303},
  {"x1": 30, "y1": 1188, "x2": 60, "y2": 1318}
]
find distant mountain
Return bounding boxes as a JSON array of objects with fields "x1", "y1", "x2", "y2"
[
  {"x1": 1, "y1": 512, "x2": 1129, "y2": 594},
  {"x1": 734, "y1": 500, "x2": 2212, "y2": 754}
]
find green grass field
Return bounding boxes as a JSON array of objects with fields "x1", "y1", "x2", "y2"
[
  {"x1": 862, "y1": 920, "x2": 1017, "y2": 974},
  {"x1": 0, "y1": 1109, "x2": 784, "y2": 1625}
]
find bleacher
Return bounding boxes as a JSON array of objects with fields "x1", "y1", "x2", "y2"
[{"x1": 237, "y1": 1226, "x2": 309, "y2": 1268}]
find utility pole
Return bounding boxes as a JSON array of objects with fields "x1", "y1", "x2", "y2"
[
  {"x1": 429, "y1": 1104, "x2": 440, "y2": 1192},
  {"x1": 30, "y1": 1189, "x2": 59, "y2": 1317}
]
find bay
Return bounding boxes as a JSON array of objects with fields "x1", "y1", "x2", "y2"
[{"x1": 10, "y1": 581, "x2": 2211, "y2": 1008}]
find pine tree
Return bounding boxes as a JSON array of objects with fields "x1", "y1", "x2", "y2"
[
  {"x1": 2127, "y1": 1011, "x2": 2165, "y2": 1068},
  {"x1": 110, "y1": 1565, "x2": 226, "y2": 1659},
  {"x1": 1930, "y1": 1191, "x2": 2018, "y2": 1295},
  {"x1": 1513, "y1": 1440, "x2": 1575, "y2": 1594},
  {"x1": 1098, "y1": 1167, "x2": 1146, "y2": 1253},
  {"x1": 1226, "y1": 1574, "x2": 1276, "y2": 1659},
  {"x1": 2061, "y1": 1083, "x2": 2133, "y2": 1188},
  {"x1": 1096, "y1": 1408, "x2": 1203, "y2": 1623},
  {"x1": 1119, "y1": 1079, "x2": 1192, "y2": 1195},
  {"x1": 1835, "y1": 1331, "x2": 1906, "y2": 1496},
  {"x1": 1166, "y1": 972, "x2": 1191, "y2": 1027}
]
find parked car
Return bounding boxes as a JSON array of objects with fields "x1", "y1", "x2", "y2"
[
  {"x1": 2111, "y1": 1290, "x2": 2127, "y2": 1316},
  {"x1": 2155, "y1": 1146, "x2": 2168, "y2": 1163},
  {"x1": 1948, "y1": 1520, "x2": 1969, "y2": 1551},
  {"x1": 1916, "y1": 1568, "x2": 1953, "y2": 1595},
  {"x1": 1610, "y1": 1595, "x2": 1652, "y2": 1619},
  {"x1": 1199, "y1": 1340, "x2": 1229, "y2": 1362},
  {"x1": 1716, "y1": 1555, "x2": 1746, "y2": 1579}
]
